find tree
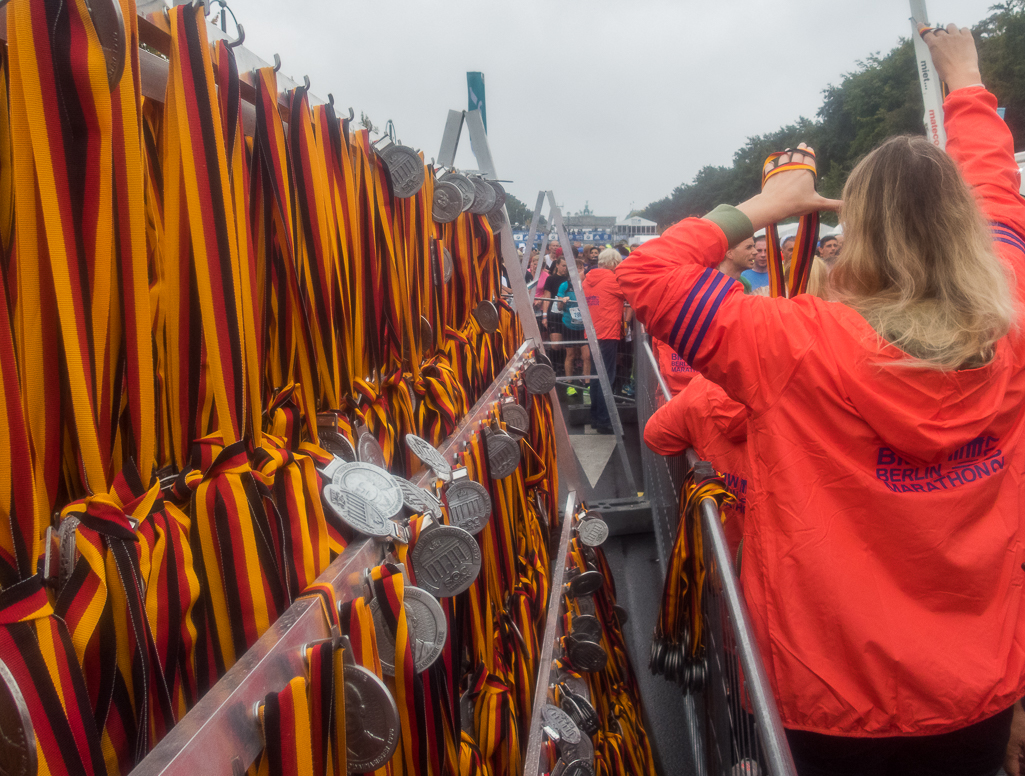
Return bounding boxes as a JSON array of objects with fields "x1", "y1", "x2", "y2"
[
  {"x1": 642, "y1": 8, "x2": 1025, "y2": 230},
  {"x1": 505, "y1": 193, "x2": 546, "y2": 230}
]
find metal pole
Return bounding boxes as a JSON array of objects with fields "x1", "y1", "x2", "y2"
[
  {"x1": 548, "y1": 193, "x2": 637, "y2": 495},
  {"x1": 909, "y1": 0, "x2": 946, "y2": 149}
]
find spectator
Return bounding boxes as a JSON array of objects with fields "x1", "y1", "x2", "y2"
[
  {"x1": 818, "y1": 234, "x2": 840, "y2": 266},
  {"x1": 583, "y1": 248, "x2": 632, "y2": 433},
  {"x1": 620, "y1": 26, "x2": 1024, "y2": 775},
  {"x1": 541, "y1": 256, "x2": 568, "y2": 351},
  {"x1": 557, "y1": 259, "x2": 591, "y2": 388},
  {"x1": 740, "y1": 234, "x2": 769, "y2": 290},
  {"x1": 781, "y1": 234, "x2": 796, "y2": 255},
  {"x1": 585, "y1": 244, "x2": 600, "y2": 272},
  {"x1": 525, "y1": 250, "x2": 540, "y2": 283},
  {"x1": 717, "y1": 236, "x2": 757, "y2": 292}
]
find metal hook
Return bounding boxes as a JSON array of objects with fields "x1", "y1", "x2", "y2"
[
  {"x1": 348, "y1": 107, "x2": 355, "y2": 122},
  {"x1": 272, "y1": 53, "x2": 281, "y2": 73},
  {"x1": 385, "y1": 119, "x2": 396, "y2": 143},
  {"x1": 228, "y1": 22, "x2": 245, "y2": 48},
  {"x1": 304, "y1": 75, "x2": 311, "y2": 91},
  {"x1": 328, "y1": 93, "x2": 335, "y2": 107}
]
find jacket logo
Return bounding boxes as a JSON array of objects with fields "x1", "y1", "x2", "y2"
[{"x1": 876, "y1": 436, "x2": 1005, "y2": 493}]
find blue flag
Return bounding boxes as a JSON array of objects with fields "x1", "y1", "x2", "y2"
[{"x1": 467, "y1": 72, "x2": 486, "y2": 132}]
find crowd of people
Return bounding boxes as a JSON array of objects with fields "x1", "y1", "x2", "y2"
[
  {"x1": 518, "y1": 240, "x2": 634, "y2": 434},
  {"x1": 627, "y1": 25, "x2": 1025, "y2": 776}
]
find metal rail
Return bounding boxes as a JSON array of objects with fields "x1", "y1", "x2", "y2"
[
  {"x1": 131, "y1": 539, "x2": 382, "y2": 776},
  {"x1": 522, "y1": 490, "x2": 579, "y2": 774}
]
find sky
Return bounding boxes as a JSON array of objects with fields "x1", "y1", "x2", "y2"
[{"x1": 228, "y1": 0, "x2": 997, "y2": 218}]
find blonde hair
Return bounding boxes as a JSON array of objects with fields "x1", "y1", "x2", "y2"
[
  {"x1": 830, "y1": 135, "x2": 1015, "y2": 369},
  {"x1": 597, "y1": 248, "x2": 622, "y2": 270}
]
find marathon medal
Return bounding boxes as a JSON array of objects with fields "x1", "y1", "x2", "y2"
[
  {"x1": 57, "y1": 515, "x2": 81, "y2": 591},
  {"x1": 487, "y1": 208, "x2": 505, "y2": 231},
  {"x1": 485, "y1": 428, "x2": 521, "y2": 480},
  {"x1": 318, "y1": 426, "x2": 357, "y2": 463},
  {"x1": 357, "y1": 428, "x2": 388, "y2": 469},
  {"x1": 323, "y1": 486, "x2": 391, "y2": 538},
  {"x1": 370, "y1": 586, "x2": 447, "y2": 675},
  {"x1": 378, "y1": 143, "x2": 424, "y2": 198},
  {"x1": 444, "y1": 478, "x2": 492, "y2": 535},
  {"x1": 0, "y1": 657, "x2": 37, "y2": 776},
  {"x1": 439, "y1": 172, "x2": 475, "y2": 211},
  {"x1": 613, "y1": 604, "x2": 629, "y2": 625},
  {"x1": 554, "y1": 760, "x2": 596, "y2": 776},
  {"x1": 405, "y1": 433, "x2": 452, "y2": 481},
  {"x1": 396, "y1": 477, "x2": 443, "y2": 519},
  {"x1": 577, "y1": 516, "x2": 609, "y2": 547},
  {"x1": 469, "y1": 177, "x2": 496, "y2": 215},
  {"x1": 567, "y1": 570, "x2": 604, "y2": 598},
  {"x1": 534, "y1": 350, "x2": 553, "y2": 368},
  {"x1": 500, "y1": 402, "x2": 530, "y2": 438},
  {"x1": 432, "y1": 180, "x2": 463, "y2": 223},
  {"x1": 410, "y1": 524, "x2": 481, "y2": 597},
  {"x1": 561, "y1": 688, "x2": 600, "y2": 737},
  {"x1": 344, "y1": 663, "x2": 400, "y2": 773},
  {"x1": 443, "y1": 247, "x2": 454, "y2": 284},
  {"x1": 567, "y1": 635, "x2": 608, "y2": 673},
  {"x1": 87, "y1": 0, "x2": 127, "y2": 89},
  {"x1": 488, "y1": 180, "x2": 507, "y2": 212},
  {"x1": 524, "y1": 362, "x2": 556, "y2": 395},
  {"x1": 330, "y1": 462, "x2": 404, "y2": 519},
  {"x1": 473, "y1": 300, "x2": 500, "y2": 334},
  {"x1": 541, "y1": 704, "x2": 581, "y2": 745},
  {"x1": 571, "y1": 614, "x2": 602, "y2": 642}
]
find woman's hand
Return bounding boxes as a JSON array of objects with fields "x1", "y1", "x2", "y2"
[
  {"x1": 923, "y1": 24, "x2": 982, "y2": 92},
  {"x1": 734, "y1": 144, "x2": 841, "y2": 231}
]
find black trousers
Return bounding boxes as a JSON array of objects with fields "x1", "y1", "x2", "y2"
[
  {"x1": 590, "y1": 339, "x2": 619, "y2": 429},
  {"x1": 785, "y1": 706, "x2": 1014, "y2": 776}
]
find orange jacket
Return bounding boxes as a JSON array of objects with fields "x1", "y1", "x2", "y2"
[
  {"x1": 653, "y1": 336, "x2": 697, "y2": 395},
  {"x1": 644, "y1": 375, "x2": 748, "y2": 553},
  {"x1": 582, "y1": 267, "x2": 626, "y2": 340},
  {"x1": 618, "y1": 86, "x2": 1025, "y2": 737}
]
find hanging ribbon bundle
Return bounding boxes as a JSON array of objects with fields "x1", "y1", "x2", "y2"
[
  {"x1": 650, "y1": 464, "x2": 735, "y2": 693},
  {"x1": 762, "y1": 148, "x2": 821, "y2": 299}
]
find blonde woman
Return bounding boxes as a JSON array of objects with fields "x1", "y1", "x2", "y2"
[
  {"x1": 583, "y1": 248, "x2": 632, "y2": 433},
  {"x1": 619, "y1": 27, "x2": 1025, "y2": 775}
]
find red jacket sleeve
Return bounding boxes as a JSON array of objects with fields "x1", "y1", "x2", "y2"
[
  {"x1": 616, "y1": 218, "x2": 820, "y2": 414},
  {"x1": 643, "y1": 391, "x2": 694, "y2": 456},
  {"x1": 945, "y1": 86, "x2": 1025, "y2": 303}
]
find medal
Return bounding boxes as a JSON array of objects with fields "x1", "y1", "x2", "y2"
[
  {"x1": 344, "y1": 663, "x2": 400, "y2": 773},
  {"x1": 323, "y1": 486, "x2": 392, "y2": 538},
  {"x1": 472, "y1": 300, "x2": 500, "y2": 334},
  {"x1": 485, "y1": 428, "x2": 521, "y2": 480},
  {"x1": 439, "y1": 171, "x2": 475, "y2": 211},
  {"x1": 395, "y1": 477, "x2": 443, "y2": 520},
  {"x1": 524, "y1": 362, "x2": 557, "y2": 395},
  {"x1": 405, "y1": 433, "x2": 453, "y2": 481},
  {"x1": 571, "y1": 614, "x2": 602, "y2": 642},
  {"x1": 567, "y1": 570, "x2": 604, "y2": 598},
  {"x1": 576, "y1": 516, "x2": 609, "y2": 547},
  {"x1": 468, "y1": 177, "x2": 496, "y2": 215},
  {"x1": 331, "y1": 462, "x2": 404, "y2": 519},
  {"x1": 541, "y1": 704, "x2": 581, "y2": 745},
  {"x1": 432, "y1": 180, "x2": 463, "y2": 223},
  {"x1": 0, "y1": 658, "x2": 36, "y2": 776},
  {"x1": 443, "y1": 247, "x2": 454, "y2": 284},
  {"x1": 357, "y1": 428, "x2": 388, "y2": 469},
  {"x1": 410, "y1": 524, "x2": 481, "y2": 597},
  {"x1": 500, "y1": 402, "x2": 530, "y2": 438},
  {"x1": 378, "y1": 143, "x2": 424, "y2": 198},
  {"x1": 487, "y1": 180, "x2": 507, "y2": 212},
  {"x1": 444, "y1": 478, "x2": 492, "y2": 535},
  {"x1": 370, "y1": 586, "x2": 447, "y2": 675},
  {"x1": 567, "y1": 635, "x2": 608, "y2": 673}
]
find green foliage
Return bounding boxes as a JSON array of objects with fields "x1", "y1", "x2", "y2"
[
  {"x1": 505, "y1": 193, "x2": 546, "y2": 230},
  {"x1": 643, "y1": 7, "x2": 1025, "y2": 230}
]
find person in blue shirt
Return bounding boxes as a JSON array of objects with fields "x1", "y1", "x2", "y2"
[
  {"x1": 557, "y1": 258, "x2": 591, "y2": 386},
  {"x1": 740, "y1": 234, "x2": 769, "y2": 290}
]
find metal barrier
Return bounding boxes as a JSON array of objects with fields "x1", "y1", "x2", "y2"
[{"x1": 633, "y1": 325, "x2": 797, "y2": 776}]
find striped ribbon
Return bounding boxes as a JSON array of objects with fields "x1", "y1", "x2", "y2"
[{"x1": 762, "y1": 150, "x2": 820, "y2": 299}]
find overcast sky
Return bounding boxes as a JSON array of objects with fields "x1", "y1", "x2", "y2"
[{"x1": 230, "y1": 0, "x2": 996, "y2": 218}]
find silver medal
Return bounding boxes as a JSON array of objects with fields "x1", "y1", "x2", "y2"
[
  {"x1": 473, "y1": 300, "x2": 500, "y2": 334},
  {"x1": 469, "y1": 177, "x2": 496, "y2": 215},
  {"x1": 318, "y1": 426, "x2": 357, "y2": 463},
  {"x1": 88, "y1": 0, "x2": 126, "y2": 89},
  {"x1": 486, "y1": 430, "x2": 521, "y2": 480},
  {"x1": 331, "y1": 462, "x2": 404, "y2": 519},
  {"x1": 344, "y1": 663, "x2": 400, "y2": 773},
  {"x1": 567, "y1": 570, "x2": 604, "y2": 598},
  {"x1": 439, "y1": 172, "x2": 475, "y2": 212},
  {"x1": 378, "y1": 143, "x2": 424, "y2": 199},
  {"x1": 524, "y1": 363, "x2": 556, "y2": 395},
  {"x1": 432, "y1": 180, "x2": 463, "y2": 223},
  {"x1": 487, "y1": 180, "x2": 507, "y2": 212},
  {"x1": 500, "y1": 403, "x2": 530, "y2": 438},
  {"x1": 323, "y1": 486, "x2": 392, "y2": 538},
  {"x1": 370, "y1": 586, "x2": 447, "y2": 675},
  {"x1": 420, "y1": 316, "x2": 433, "y2": 349},
  {"x1": 535, "y1": 350, "x2": 553, "y2": 368},
  {"x1": 542, "y1": 704, "x2": 581, "y2": 745},
  {"x1": 555, "y1": 760, "x2": 596, "y2": 776},
  {"x1": 444, "y1": 479, "x2": 492, "y2": 535},
  {"x1": 567, "y1": 636, "x2": 608, "y2": 673},
  {"x1": 396, "y1": 477, "x2": 443, "y2": 519},
  {"x1": 405, "y1": 434, "x2": 453, "y2": 481},
  {"x1": 443, "y1": 247, "x2": 454, "y2": 284},
  {"x1": 0, "y1": 657, "x2": 36, "y2": 776},
  {"x1": 486, "y1": 208, "x2": 505, "y2": 232},
  {"x1": 577, "y1": 517, "x2": 609, "y2": 547},
  {"x1": 357, "y1": 429, "x2": 388, "y2": 469},
  {"x1": 57, "y1": 515, "x2": 80, "y2": 592},
  {"x1": 571, "y1": 614, "x2": 602, "y2": 642},
  {"x1": 410, "y1": 524, "x2": 481, "y2": 597}
]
